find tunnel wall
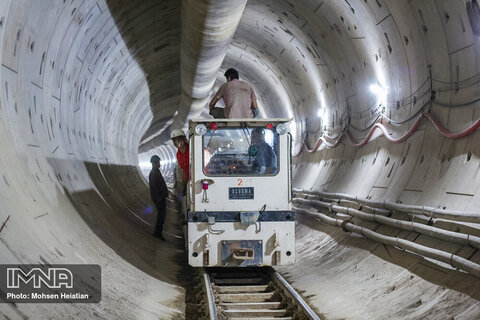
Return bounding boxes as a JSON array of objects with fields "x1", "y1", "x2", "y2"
[
  {"x1": 0, "y1": 0, "x2": 184, "y2": 319},
  {"x1": 1, "y1": 0, "x2": 480, "y2": 319},
  {"x1": 218, "y1": 0, "x2": 480, "y2": 318},
  {"x1": 276, "y1": 1, "x2": 480, "y2": 318},
  {"x1": 220, "y1": 0, "x2": 480, "y2": 211},
  {"x1": 288, "y1": 0, "x2": 480, "y2": 220}
]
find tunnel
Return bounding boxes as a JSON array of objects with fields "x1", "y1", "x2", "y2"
[{"x1": 1, "y1": 0, "x2": 480, "y2": 319}]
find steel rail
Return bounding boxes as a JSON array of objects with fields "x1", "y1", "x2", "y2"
[
  {"x1": 202, "y1": 268, "x2": 218, "y2": 320},
  {"x1": 270, "y1": 268, "x2": 321, "y2": 320}
]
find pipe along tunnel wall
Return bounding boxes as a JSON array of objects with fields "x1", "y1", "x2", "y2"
[{"x1": 1, "y1": 0, "x2": 480, "y2": 319}]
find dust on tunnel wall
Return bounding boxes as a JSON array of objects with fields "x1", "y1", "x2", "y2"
[
  {"x1": 2, "y1": 0, "x2": 480, "y2": 261},
  {"x1": 220, "y1": 0, "x2": 480, "y2": 213},
  {"x1": 1, "y1": 0, "x2": 480, "y2": 263},
  {"x1": 277, "y1": 0, "x2": 480, "y2": 213},
  {"x1": 0, "y1": 0, "x2": 184, "y2": 318},
  {"x1": 1, "y1": 0, "x2": 480, "y2": 317}
]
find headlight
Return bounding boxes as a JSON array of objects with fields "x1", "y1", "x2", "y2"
[
  {"x1": 195, "y1": 124, "x2": 207, "y2": 136},
  {"x1": 276, "y1": 123, "x2": 288, "y2": 135}
]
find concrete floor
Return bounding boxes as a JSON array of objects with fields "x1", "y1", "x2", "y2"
[{"x1": 1, "y1": 0, "x2": 480, "y2": 319}]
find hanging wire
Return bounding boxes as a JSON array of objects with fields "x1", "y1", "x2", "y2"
[
  {"x1": 432, "y1": 96, "x2": 480, "y2": 107},
  {"x1": 382, "y1": 101, "x2": 431, "y2": 125},
  {"x1": 349, "y1": 113, "x2": 382, "y2": 132}
]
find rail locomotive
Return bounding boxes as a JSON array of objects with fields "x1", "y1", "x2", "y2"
[{"x1": 185, "y1": 118, "x2": 295, "y2": 267}]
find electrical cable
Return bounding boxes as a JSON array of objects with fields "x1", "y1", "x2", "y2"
[
  {"x1": 432, "y1": 96, "x2": 480, "y2": 107},
  {"x1": 294, "y1": 70, "x2": 480, "y2": 156},
  {"x1": 349, "y1": 113, "x2": 381, "y2": 131},
  {"x1": 381, "y1": 101, "x2": 430, "y2": 125},
  {"x1": 294, "y1": 109, "x2": 480, "y2": 156}
]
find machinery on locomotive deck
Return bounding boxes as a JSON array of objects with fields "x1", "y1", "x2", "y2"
[{"x1": 186, "y1": 118, "x2": 295, "y2": 267}]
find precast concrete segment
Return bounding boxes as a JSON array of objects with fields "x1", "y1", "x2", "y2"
[
  {"x1": 294, "y1": 197, "x2": 480, "y2": 251},
  {"x1": 293, "y1": 204, "x2": 480, "y2": 278},
  {"x1": 2, "y1": 0, "x2": 480, "y2": 319},
  {"x1": 180, "y1": 0, "x2": 247, "y2": 100},
  {"x1": 294, "y1": 110, "x2": 480, "y2": 155},
  {"x1": 0, "y1": 1, "x2": 185, "y2": 319},
  {"x1": 140, "y1": 0, "x2": 247, "y2": 151},
  {"x1": 295, "y1": 189, "x2": 480, "y2": 224}
]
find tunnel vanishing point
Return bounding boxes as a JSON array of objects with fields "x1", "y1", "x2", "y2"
[{"x1": 1, "y1": 0, "x2": 480, "y2": 319}]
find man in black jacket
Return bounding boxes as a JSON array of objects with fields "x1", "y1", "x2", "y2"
[{"x1": 149, "y1": 155, "x2": 168, "y2": 240}]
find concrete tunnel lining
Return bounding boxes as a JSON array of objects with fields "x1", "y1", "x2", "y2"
[{"x1": 1, "y1": 0, "x2": 480, "y2": 319}]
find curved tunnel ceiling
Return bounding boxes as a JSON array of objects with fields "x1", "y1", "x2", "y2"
[{"x1": 1, "y1": 0, "x2": 480, "y2": 319}]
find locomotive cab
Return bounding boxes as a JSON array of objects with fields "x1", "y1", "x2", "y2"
[{"x1": 186, "y1": 118, "x2": 295, "y2": 267}]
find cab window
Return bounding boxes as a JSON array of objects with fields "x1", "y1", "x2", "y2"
[{"x1": 202, "y1": 127, "x2": 279, "y2": 176}]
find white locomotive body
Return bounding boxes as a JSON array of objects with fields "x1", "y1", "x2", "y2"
[{"x1": 186, "y1": 118, "x2": 295, "y2": 267}]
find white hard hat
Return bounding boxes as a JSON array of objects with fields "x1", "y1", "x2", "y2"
[{"x1": 170, "y1": 129, "x2": 186, "y2": 139}]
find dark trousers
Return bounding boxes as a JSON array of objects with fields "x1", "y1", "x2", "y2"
[{"x1": 153, "y1": 199, "x2": 166, "y2": 235}]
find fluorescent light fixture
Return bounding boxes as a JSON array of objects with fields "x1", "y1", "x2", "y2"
[
  {"x1": 317, "y1": 108, "x2": 325, "y2": 118},
  {"x1": 139, "y1": 161, "x2": 151, "y2": 170},
  {"x1": 369, "y1": 84, "x2": 382, "y2": 95},
  {"x1": 370, "y1": 83, "x2": 387, "y2": 107},
  {"x1": 139, "y1": 158, "x2": 175, "y2": 169}
]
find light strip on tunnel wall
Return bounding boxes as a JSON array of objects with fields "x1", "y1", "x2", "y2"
[
  {"x1": 138, "y1": 160, "x2": 174, "y2": 170},
  {"x1": 369, "y1": 83, "x2": 388, "y2": 110},
  {"x1": 317, "y1": 108, "x2": 325, "y2": 119},
  {"x1": 139, "y1": 161, "x2": 151, "y2": 170},
  {"x1": 317, "y1": 93, "x2": 327, "y2": 123}
]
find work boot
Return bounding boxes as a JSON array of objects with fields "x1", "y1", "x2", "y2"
[{"x1": 153, "y1": 232, "x2": 165, "y2": 241}]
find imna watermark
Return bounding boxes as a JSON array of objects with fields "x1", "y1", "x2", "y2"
[
  {"x1": 7, "y1": 267, "x2": 73, "y2": 288},
  {"x1": 0, "y1": 265, "x2": 101, "y2": 303}
]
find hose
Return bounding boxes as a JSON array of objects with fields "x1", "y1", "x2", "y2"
[
  {"x1": 294, "y1": 205, "x2": 480, "y2": 278},
  {"x1": 294, "y1": 189, "x2": 480, "y2": 224},
  {"x1": 294, "y1": 198, "x2": 480, "y2": 249},
  {"x1": 293, "y1": 111, "x2": 480, "y2": 156}
]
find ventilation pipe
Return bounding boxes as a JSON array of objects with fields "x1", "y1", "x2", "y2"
[{"x1": 139, "y1": 0, "x2": 247, "y2": 152}]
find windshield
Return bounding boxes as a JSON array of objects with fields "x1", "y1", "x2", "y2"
[{"x1": 203, "y1": 127, "x2": 279, "y2": 176}]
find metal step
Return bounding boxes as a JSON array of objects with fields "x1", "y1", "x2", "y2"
[
  {"x1": 224, "y1": 308, "x2": 289, "y2": 317},
  {"x1": 220, "y1": 301, "x2": 282, "y2": 310},
  {"x1": 219, "y1": 292, "x2": 275, "y2": 303},
  {"x1": 216, "y1": 285, "x2": 269, "y2": 293}
]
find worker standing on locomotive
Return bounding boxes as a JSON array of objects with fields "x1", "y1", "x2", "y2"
[
  {"x1": 249, "y1": 127, "x2": 278, "y2": 174},
  {"x1": 171, "y1": 129, "x2": 189, "y2": 197},
  {"x1": 148, "y1": 155, "x2": 169, "y2": 240},
  {"x1": 209, "y1": 68, "x2": 258, "y2": 118}
]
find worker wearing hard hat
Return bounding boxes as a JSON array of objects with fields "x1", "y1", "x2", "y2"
[
  {"x1": 171, "y1": 129, "x2": 189, "y2": 196},
  {"x1": 149, "y1": 155, "x2": 168, "y2": 240}
]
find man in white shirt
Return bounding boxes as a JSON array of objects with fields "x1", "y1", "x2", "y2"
[{"x1": 209, "y1": 68, "x2": 258, "y2": 118}]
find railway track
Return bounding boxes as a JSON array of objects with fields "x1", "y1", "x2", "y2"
[{"x1": 200, "y1": 267, "x2": 320, "y2": 320}]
